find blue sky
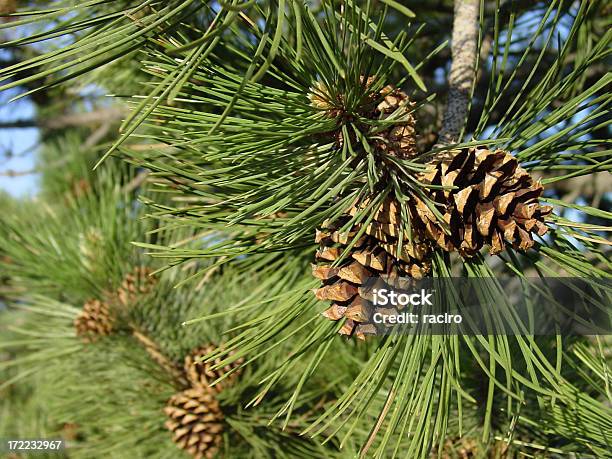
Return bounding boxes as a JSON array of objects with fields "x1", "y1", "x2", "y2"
[{"x1": 0, "y1": 88, "x2": 40, "y2": 197}]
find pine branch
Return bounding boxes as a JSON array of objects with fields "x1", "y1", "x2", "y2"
[
  {"x1": 0, "y1": 107, "x2": 124, "y2": 130},
  {"x1": 436, "y1": 0, "x2": 479, "y2": 149},
  {"x1": 131, "y1": 328, "x2": 187, "y2": 387}
]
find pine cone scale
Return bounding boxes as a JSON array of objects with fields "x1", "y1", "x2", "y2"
[{"x1": 315, "y1": 282, "x2": 358, "y2": 302}]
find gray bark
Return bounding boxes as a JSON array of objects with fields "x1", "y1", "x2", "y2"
[{"x1": 437, "y1": 0, "x2": 479, "y2": 146}]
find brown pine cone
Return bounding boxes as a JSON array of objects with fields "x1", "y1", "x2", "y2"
[
  {"x1": 116, "y1": 266, "x2": 157, "y2": 307},
  {"x1": 313, "y1": 197, "x2": 432, "y2": 339},
  {"x1": 164, "y1": 387, "x2": 224, "y2": 459},
  {"x1": 74, "y1": 299, "x2": 115, "y2": 343},
  {"x1": 374, "y1": 85, "x2": 417, "y2": 160},
  {"x1": 414, "y1": 147, "x2": 552, "y2": 257},
  {"x1": 184, "y1": 344, "x2": 244, "y2": 393}
]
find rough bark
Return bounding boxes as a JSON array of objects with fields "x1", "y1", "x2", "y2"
[{"x1": 437, "y1": 0, "x2": 479, "y2": 146}]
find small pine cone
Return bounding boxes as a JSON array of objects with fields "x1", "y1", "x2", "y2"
[
  {"x1": 164, "y1": 387, "x2": 224, "y2": 459},
  {"x1": 308, "y1": 77, "x2": 418, "y2": 160},
  {"x1": 455, "y1": 438, "x2": 479, "y2": 459},
  {"x1": 414, "y1": 147, "x2": 552, "y2": 257},
  {"x1": 313, "y1": 197, "x2": 432, "y2": 339},
  {"x1": 74, "y1": 299, "x2": 115, "y2": 342},
  {"x1": 116, "y1": 266, "x2": 157, "y2": 307},
  {"x1": 308, "y1": 81, "x2": 332, "y2": 110},
  {"x1": 184, "y1": 345, "x2": 244, "y2": 393},
  {"x1": 374, "y1": 85, "x2": 418, "y2": 160}
]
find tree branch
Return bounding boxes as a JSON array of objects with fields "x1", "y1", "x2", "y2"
[
  {"x1": 0, "y1": 107, "x2": 125, "y2": 130},
  {"x1": 437, "y1": 0, "x2": 479, "y2": 147}
]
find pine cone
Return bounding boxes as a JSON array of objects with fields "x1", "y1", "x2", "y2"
[
  {"x1": 432, "y1": 437, "x2": 478, "y2": 459},
  {"x1": 74, "y1": 299, "x2": 115, "y2": 342},
  {"x1": 164, "y1": 387, "x2": 224, "y2": 459},
  {"x1": 184, "y1": 345, "x2": 244, "y2": 393},
  {"x1": 313, "y1": 197, "x2": 432, "y2": 339},
  {"x1": 116, "y1": 266, "x2": 157, "y2": 307},
  {"x1": 414, "y1": 147, "x2": 552, "y2": 257},
  {"x1": 308, "y1": 78, "x2": 417, "y2": 160},
  {"x1": 374, "y1": 85, "x2": 417, "y2": 160}
]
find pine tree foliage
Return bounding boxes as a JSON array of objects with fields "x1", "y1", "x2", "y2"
[
  {"x1": 110, "y1": 2, "x2": 611, "y2": 456},
  {"x1": 0, "y1": 155, "x2": 362, "y2": 458},
  {"x1": 0, "y1": 0, "x2": 610, "y2": 458}
]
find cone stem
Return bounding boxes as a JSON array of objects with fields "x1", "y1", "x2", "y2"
[
  {"x1": 437, "y1": 0, "x2": 479, "y2": 148},
  {"x1": 131, "y1": 327, "x2": 188, "y2": 386}
]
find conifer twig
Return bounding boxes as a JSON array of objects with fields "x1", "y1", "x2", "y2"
[
  {"x1": 436, "y1": 0, "x2": 479, "y2": 150},
  {"x1": 359, "y1": 389, "x2": 395, "y2": 458},
  {"x1": 131, "y1": 328, "x2": 188, "y2": 386}
]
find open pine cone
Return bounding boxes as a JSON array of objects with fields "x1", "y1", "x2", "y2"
[
  {"x1": 164, "y1": 387, "x2": 224, "y2": 459},
  {"x1": 184, "y1": 344, "x2": 244, "y2": 393},
  {"x1": 116, "y1": 266, "x2": 157, "y2": 307},
  {"x1": 74, "y1": 298, "x2": 115, "y2": 342},
  {"x1": 313, "y1": 197, "x2": 432, "y2": 339},
  {"x1": 414, "y1": 147, "x2": 552, "y2": 257}
]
